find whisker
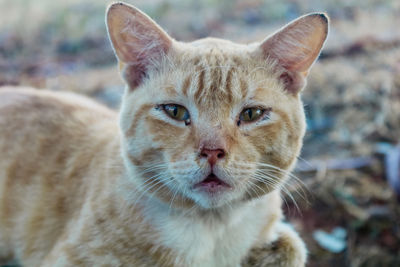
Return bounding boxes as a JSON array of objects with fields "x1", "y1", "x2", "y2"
[
  {"x1": 251, "y1": 172, "x2": 303, "y2": 215},
  {"x1": 256, "y1": 168, "x2": 309, "y2": 201},
  {"x1": 232, "y1": 161, "x2": 310, "y2": 199},
  {"x1": 129, "y1": 175, "x2": 174, "y2": 208},
  {"x1": 168, "y1": 184, "x2": 181, "y2": 214}
]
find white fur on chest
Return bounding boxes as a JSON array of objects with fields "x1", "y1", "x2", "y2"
[{"x1": 144, "y1": 194, "x2": 279, "y2": 267}]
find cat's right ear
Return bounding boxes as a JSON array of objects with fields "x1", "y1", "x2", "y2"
[{"x1": 106, "y1": 3, "x2": 173, "y2": 88}]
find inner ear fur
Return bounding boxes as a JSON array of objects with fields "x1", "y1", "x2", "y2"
[
  {"x1": 106, "y1": 2, "x2": 173, "y2": 89},
  {"x1": 258, "y1": 13, "x2": 329, "y2": 94}
]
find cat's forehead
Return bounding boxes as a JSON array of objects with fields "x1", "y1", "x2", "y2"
[
  {"x1": 174, "y1": 37, "x2": 255, "y2": 66},
  {"x1": 165, "y1": 45, "x2": 281, "y2": 109}
]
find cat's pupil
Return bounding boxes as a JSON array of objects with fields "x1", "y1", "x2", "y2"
[
  {"x1": 248, "y1": 109, "x2": 253, "y2": 119},
  {"x1": 173, "y1": 107, "x2": 178, "y2": 116}
]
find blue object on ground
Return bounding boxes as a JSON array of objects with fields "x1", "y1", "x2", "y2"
[{"x1": 312, "y1": 227, "x2": 347, "y2": 253}]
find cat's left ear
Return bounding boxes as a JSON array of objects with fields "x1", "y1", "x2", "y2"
[{"x1": 256, "y1": 13, "x2": 328, "y2": 94}]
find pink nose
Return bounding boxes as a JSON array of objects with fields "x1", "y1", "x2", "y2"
[{"x1": 200, "y1": 148, "x2": 226, "y2": 166}]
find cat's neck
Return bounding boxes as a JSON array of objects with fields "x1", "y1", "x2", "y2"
[{"x1": 138, "y1": 190, "x2": 282, "y2": 267}]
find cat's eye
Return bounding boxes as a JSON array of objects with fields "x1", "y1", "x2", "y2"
[
  {"x1": 239, "y1": 108, "x2": 266, "y2": 122},
  {"x1": 163, "y1": 104, "x2": 191, "y2": 124}
]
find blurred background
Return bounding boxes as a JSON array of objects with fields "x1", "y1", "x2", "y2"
[{"x1": 0, "y1": 0, "x2": 399, "y2": 266}]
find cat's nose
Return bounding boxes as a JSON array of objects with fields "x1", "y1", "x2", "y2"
[{"x1": 200, "y1": 148, "x2": 226, "y2": 166}]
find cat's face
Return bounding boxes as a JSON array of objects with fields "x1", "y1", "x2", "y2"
[{"x1": 107, "y1": 3, "x2": 328, "y2": 209}]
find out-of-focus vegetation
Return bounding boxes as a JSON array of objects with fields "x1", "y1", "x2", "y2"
[{"x1": 1, "y1": 0, "x2": 399, "y2": 266}]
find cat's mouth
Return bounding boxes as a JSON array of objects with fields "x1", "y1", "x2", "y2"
[{"x1": 194, "y1": 173, "x2": 232, "y2": 194}]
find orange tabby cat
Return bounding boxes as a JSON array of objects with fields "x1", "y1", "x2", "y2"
[{"x1": 0, "y1": 2, "x2": 328, "y2": 266}]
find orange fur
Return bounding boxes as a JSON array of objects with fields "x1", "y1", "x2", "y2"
[{"x1": 0, "y1": 3, "x2": 328, "y2": 266}]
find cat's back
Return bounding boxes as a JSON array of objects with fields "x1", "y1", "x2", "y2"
[
  {"x1": 0, "y1": 87, "x2": 118, "y2": 165},
  {"x1": 0, "y1": 87, "x2": 119, "y2": 264},
  {"x1": 0, "y1": 86, "x2": 117, "y2": 128}
]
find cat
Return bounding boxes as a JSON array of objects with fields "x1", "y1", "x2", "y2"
[{"x1": 0, "y1": 2, "x2": 328, "y2": 266}]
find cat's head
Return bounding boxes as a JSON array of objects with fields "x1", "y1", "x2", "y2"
[{"x1": 106, "y1": 3, "x2": 328, "y2": 209}]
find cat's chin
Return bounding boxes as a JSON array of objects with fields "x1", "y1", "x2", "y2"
[{"x1": 188, "y1": 174, "x2": 240, "y2": 209}]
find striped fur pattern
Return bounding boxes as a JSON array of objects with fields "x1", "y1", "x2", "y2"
[{"x1": 0, "y1": 2, "x2": 328, "y2": 266}]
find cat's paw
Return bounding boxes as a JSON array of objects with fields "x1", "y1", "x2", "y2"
[{"x1": 242, "y1": 223, "x2": 307, "y2": 267}]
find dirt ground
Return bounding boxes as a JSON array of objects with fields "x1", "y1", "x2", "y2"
[{"x1": 0, "y1": 0, "x2": 399, "y2": 266}]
